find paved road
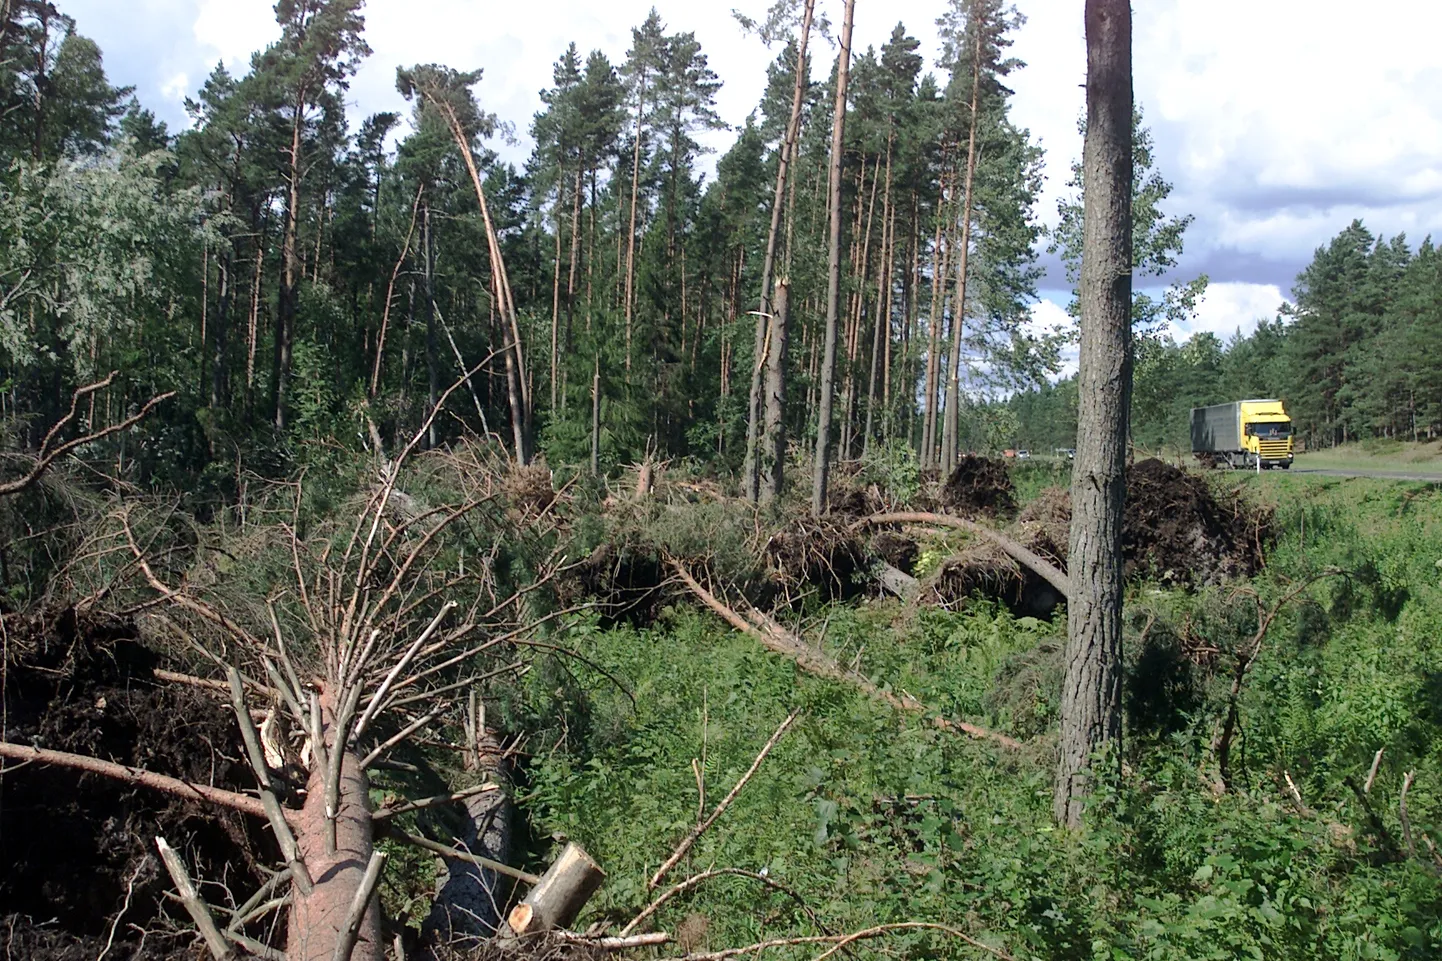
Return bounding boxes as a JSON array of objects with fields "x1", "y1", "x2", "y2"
[{"x1": 1288, "y1": 466, "x2": 1442, "y2": 483}]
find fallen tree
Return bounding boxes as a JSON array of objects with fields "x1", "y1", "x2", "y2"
[
  {"x1": 853, "y1": 512, "x2": 1073, "y2": 601},
  {"x1": 669, "y1": 560, "x2": 1022, "y2": 749},
  {"x1": 0, "y1": 396, "x2": 604, "y2": 960}
]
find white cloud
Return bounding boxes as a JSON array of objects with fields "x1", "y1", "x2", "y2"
[
  {"x1": 1170, "y1": 281, "x2": 1287, "y2": 343},
  {"x1": 192, "y1": 0, "x2": 276, "y2": 71},
  {"x1": 1027, "y1": 297, "x2": 1077, "y2": 378},
  {"x1": 160, "y1": 71, "x2": 190, "y2": 103}
]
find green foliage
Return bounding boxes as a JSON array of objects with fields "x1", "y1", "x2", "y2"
[{"x1": 513, "y1": 476, "x2": 1442, "y2": 959}]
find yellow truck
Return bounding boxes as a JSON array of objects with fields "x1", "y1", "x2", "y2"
[{"x1": 1190, "y1": 399, "x2": 1294, "y2": 470}]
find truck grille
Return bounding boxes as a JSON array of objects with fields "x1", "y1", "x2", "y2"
[{"x1": 1260, "y1": 441, "x2": 1290, "y2": 460}]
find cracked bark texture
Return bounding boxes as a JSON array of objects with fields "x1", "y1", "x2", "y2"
[
  {"x1": 1055, "y1": 0, "x2": 1133, "y2": 829},
  {"x1": 287, "y1": 692, "x2": 384, "y2": 961}
]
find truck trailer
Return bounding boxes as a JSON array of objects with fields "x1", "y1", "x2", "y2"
[{"x1": 1190, "y1": 399, "x2": 1294, "y2": 469}]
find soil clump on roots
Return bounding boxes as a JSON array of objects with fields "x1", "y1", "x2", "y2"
[
  {"x1": 940, "y1": 455, "x2": 1017, "y2": 519},
  {"x1": 926, "y1": 460, "x2": 1271, "y2": 612},
  {"x1": 1122, "y1": 458, "x2": 1272, "y2": 586},
  {"x1": 1, "y1": 607, "x2": 271, "y2": 959}
]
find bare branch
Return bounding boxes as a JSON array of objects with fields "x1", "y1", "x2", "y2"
[
  {"x1": 372, "y1": 782, "x2": 498, "y2": 821},
  {"x1": 379, "y1": 824, "x2": 539, "y2": 885},
  {"x1": 0, "y1": 373, "x2": 175, "y2": 498},
  {"x1": 650, "y1": 709, "x2": 800, "y2": 888},
  {"x1": 665, "y1": 921, "x2": 1013, "y2": 961},
  {"x1": 227, "y1": 668, "x2": 314, "y2": 895},
  {"x1": 154, "y1": 836, "x2": 237, "y2": 961},
  {"x1": 358, "y1": 712, "x2": 437, "y2": 770},
  {"x1": 0, "y1": 741, "x2": 277, "y2": 821},
  {"x1": 332, "y1": 850, "x2": 387, "y2": 961}
]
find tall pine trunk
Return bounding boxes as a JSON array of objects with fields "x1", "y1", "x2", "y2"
[
  {"x1": 863, "y1": 142, "x2": 894, "y2": 455},
  {"x1": 624, "y1": 72, "x2": 648, "y2": 371},
  {"x1": 1056, "y1": 0, "x2": 1133, "y2": 829},
  {"x1": 761, "y1": 281, "x2": 791, "y2": 504},
  {"x1": 744, "y1": 0, "x2": 815, "y2": 502},
  {"x1": 921, "y1": 187, "x2": 949, "y2": 468},
  {"x1": 276, "y1": 103, "x2": 305, "y2": 430},
  {"x1": 941, "y1": 40, "x2": 982, "y2": 472},
  {"x1": 423, "y1": 202, "x2": 438, "y2": 449},
  {"x1": 811, "y1": 0, "x2": 856, "y2": 515}
]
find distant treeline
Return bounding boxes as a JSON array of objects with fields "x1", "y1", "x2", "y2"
[{"x1": 1005, "y1": 220, "x2": 1442, "y2": 453}]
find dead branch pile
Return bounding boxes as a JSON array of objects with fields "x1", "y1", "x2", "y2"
[
  {"x1": 504, "y1": 462, "x2": 558, "y2": 518},
  {"x1": 940, "y1": 455, "x2": 1017, "y2": 519}
]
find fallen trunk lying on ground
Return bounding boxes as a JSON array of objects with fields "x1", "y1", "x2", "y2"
[{"x1": 669, "y1": 559, "x2": 1022, "y2": 749}]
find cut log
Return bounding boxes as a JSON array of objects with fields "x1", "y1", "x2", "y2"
[
  {"x1": 875, "y1": 561, "x2": 920, "y2": 601},
  {"x1": 506, "y1": 842, "x2": 605, "y2": 937}
]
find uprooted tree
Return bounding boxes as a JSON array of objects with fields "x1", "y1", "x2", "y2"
[{"x1": 0, "y1": 390, "x2": 600, "y2": 960}]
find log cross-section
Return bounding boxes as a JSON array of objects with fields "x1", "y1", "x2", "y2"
[{"x1": 506, "y1": 842, "x2": 605, "y2": 937}]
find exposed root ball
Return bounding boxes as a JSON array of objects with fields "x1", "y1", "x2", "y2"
[
  {"x1": 0, "y1": 608, "x2": 270, "y2": 951},
  {"x1": 940, "y1": 455, "x2": 1017, "y2": 519},
  {"x1": 870, "y1": 530, "x2": 919, "y2": 575},
  {"x1": 926, "y1": 544, "x2": 1066, "y2": 619},
  {"x1": 765, "y1": 518, "x2": 869, "y2": 602},
  {"x1": 1015, "y1": 487, "x2": 1072, "y2": 568},
  {"x1": 1124, "y1": 459, "x2": 1272, "y2": 587},
  {"x1": 1001, "y1": 463, "x2": 1273, "y2": 589}
]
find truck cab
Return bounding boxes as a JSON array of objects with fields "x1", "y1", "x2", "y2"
[{"x1": 1239, "y1": 400, "x2": 1294, "y2": 469}]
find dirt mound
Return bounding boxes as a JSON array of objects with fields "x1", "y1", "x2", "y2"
[
  {"x1": 1123, "y1": 459, "x2": 1271, "y2": 586},
  {"x1": 1, "y1": 608, "x2": 271, "y2": 953},
  {"x1": 926, "y1": 543, "x2": 1067, "y2": 619},
  {"x1": 1015, "y1": 487, "x2": 1071, "y2": 568},
  {"x1": 940, "y1": 456, "x2": 1016, "y2": 519}
]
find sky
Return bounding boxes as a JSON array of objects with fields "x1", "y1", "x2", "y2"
[{"x1": 61, "y1": 0, "x2": 1442, "y2": 353}]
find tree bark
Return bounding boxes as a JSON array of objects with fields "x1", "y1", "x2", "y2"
[
  {"x1": 624, "y1": 71, "x2": 648, "y2": 372},
  {"x1": 275, "y1": 102, "x2": 305, "y2": 431},
  {"x1": 810, "y1": 0, "x2": 855, "y2": 516},
  {"x1": 941, "y1": 36, "x2": 982, "y2": 473},
  {"x1": 1055, "y1": 0, "x2": 1133, "y2": 830},
  {"x1": 761, "y1": 282, "x2": 791, "y2": 504},
  {"x1": 744, "y1": 0, "x2": 815, "y2": 503},
  {"x1": 921, "y1": 185, "x2": 950, "y2": 468},
  {"x1": 287, "y1": 694, "x2": 384, "y2": 961}
]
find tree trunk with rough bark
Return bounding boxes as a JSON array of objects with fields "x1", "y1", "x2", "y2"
[
  {"x1": 761, "y1": 281, "x2": 791, "y2": 504},
  {"x1": 744, "y1": 0, "x2": 814, "y2": 503},
  {"x1": 276, "y1": 104, "x2": 305, "y2": 431},
  {"x1": 287, "y1": 694, "x2": 384, "y2": 961},
  {"x1": 811, "y1": 0, "x2": 855, "y2": 515},
  {"x1": 1055, "y1": 0, "x2": 1133, "y2": 830},
  {"x1": 940, "y1": 37, "x2": 982, "y2": 473}
]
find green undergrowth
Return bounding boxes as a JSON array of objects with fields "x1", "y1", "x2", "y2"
[{"x1": 513, "y1": 473, "x2": 1442, "y2": 960}]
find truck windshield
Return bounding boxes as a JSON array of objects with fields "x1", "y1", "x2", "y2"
[{"x1": 1247, "y1": 422, "x2": 1292, "y2": 438}]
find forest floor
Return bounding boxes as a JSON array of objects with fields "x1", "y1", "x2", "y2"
[{"x1": 4, "y1": 461, "x2": 1440, "y2": 960}]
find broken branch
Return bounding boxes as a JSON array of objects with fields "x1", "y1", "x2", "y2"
[
  {"x1": 0, "y1": 741, "x2": 276, "y2": 821},
  {"x1": 649, "y1": 709, "x2": 800, "y2": 889}
]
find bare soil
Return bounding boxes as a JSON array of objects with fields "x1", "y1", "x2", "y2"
[{"x1": 1, "y1": 608, "x2": 272, "y2": 959}]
